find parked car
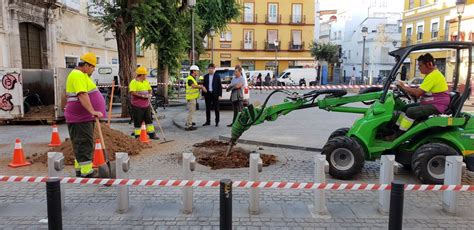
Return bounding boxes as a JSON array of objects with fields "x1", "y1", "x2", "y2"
[
  {"x1": 277, "y1": 68, "x2": 317, "y2": 86},
  {"x1": 214, "y1": 67, "x2": 249, "y2": 105}
]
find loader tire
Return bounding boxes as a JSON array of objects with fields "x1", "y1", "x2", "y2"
[
  {"x1": 322, "y1": 136, "x2": 365, "y2": 180},
  {"x1": 412, "y1": 143, "x2": 458, "y2": 184},
  {"x1": 328, "y1": 127, "x2": 350, "y2": 141}
]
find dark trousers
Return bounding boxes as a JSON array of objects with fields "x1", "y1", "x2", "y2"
[
  {"x1": 68, "y1": 122, "x2": 94, "y2": 163},
  {"x1": 402, "y1": 103, "x2": 440, "y2": 120},
  {"x1": 204, "y1": 94, "x2": 220, "y2": 124},
  {"x1": 132, "y1": 105, "x2": 153, "y2": 129},
  {"x1": 231, "y1": 100, "x2": 243, "y2": 124}
]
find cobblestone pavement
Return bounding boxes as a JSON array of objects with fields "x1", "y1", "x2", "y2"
[{"x1": 0, "y1": 96, "x2": 473, "y2": 229}]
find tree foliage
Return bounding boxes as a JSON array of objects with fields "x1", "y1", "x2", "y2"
[{"x1": 310, "y1": 41, "x2": 339, "y2": 64}]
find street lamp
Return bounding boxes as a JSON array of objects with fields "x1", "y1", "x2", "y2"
[
  {"x1": 209, "y1": 27, "x2": 216, "y2": 64},
  {"x1": 456, "y1": 0, "x2": 465, "y2": 42},
  {"x1": 453, "y1": 0, "x2": 465, "y2": 91},
  {"x1": 188, "y1": 0, "x2": 196, "y2": 65},
  {"x1": 274, "y1": 40, "x2": 279, "y2": 81},
  {"x1": 361, "y1": 26, "x2": 368, "y2": 85}
]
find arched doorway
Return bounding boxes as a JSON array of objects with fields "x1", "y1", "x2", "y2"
[{"x1": 19, "y1": 23, "x2": 46, "y2": 69}]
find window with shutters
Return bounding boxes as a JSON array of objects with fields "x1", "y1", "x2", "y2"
[
  {"x1": 292, "y1": 4, "x2": 302, "y2": 24},
  {"x1": 266, "y1": 30, "x2": 278, "y2": 50},
  {"x1": 243, "y1": 30, "x2": 254, "y2": 50},
  {"x1": 291, "y1": 30, "x2": 302, "y2": 50},
  {"x1": 244, "y1": 3, "x2": 254, "y2": 23},
  {"x1": 268, "y1": 4, "x2": 278, "y2": 23}
]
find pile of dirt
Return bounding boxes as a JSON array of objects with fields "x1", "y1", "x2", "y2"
[
  {"x1": 24, "y1": 105, "x2": 55, "y2": 117},
  {"x1": 192, "y1": 140, "x2": 277, "y2": 170},
  {"x1": 29, "y1": 124, "x2": 150, "y2": 165}
]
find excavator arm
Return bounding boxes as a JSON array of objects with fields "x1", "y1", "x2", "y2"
[{"x1": 229, "y1": 89, "x2": 383, "y2": 145}]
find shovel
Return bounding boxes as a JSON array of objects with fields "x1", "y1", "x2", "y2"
[
  {"x1": 149, "y1": 97, "x2": 174, "y2": 144},
  {"x1": 95, "y1": 118, "x2": 113, "y2": 178}
]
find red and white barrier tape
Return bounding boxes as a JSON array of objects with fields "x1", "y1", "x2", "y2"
[
  {"x1": 1, "y1": 175, "x2": 473, "y2": 191},
  {"x1": 97, "y1": 83, "x2": 389, "y2": 90}
]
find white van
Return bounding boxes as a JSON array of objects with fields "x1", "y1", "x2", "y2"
[
  {"x1": 247, "y1": 70, "x2": 273, "y2": 84},
  {"x1": 214, "y1": 67, "x2": 250, "y2": 105},
  {"x1": 277, "y1": 68, "x2": 317, "y2": 86},
  {"x1": 92, "y1": 64, "x2": 158, "y2": 86}
]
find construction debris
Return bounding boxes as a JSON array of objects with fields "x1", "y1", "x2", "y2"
[
  {"x1": 30, "y1": 123, "x2": 149, "y2": 165},
  {"x1": 192, "y1": 140, "x2": 277, "y2": 170}
]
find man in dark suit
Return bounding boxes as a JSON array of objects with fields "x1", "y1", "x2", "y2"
[{"x1": 202, "y1": 63, "x2": 222, "y2": 127}]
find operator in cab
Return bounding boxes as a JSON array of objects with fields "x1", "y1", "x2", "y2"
[{"x1": 394, "y1": 53, "x2": 450, "y2": 134}]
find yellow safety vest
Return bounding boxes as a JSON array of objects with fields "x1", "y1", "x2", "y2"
[{"x1": 186, "y1": 75, "x2": 200, "y2": 100}]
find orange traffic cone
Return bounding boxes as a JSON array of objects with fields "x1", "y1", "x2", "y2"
[
  {"x1": 92, "y1": 139, "x2": 106, "y2": 168},
  {"x1": 139, "y1": 122, "x2": 150, "y2": 144},
  {"x1": 8, "y1": 139, "x2": 31, "y2": 168},
  {"x1": 48, "y1": 124, "x2": 62, "y2": 147}
]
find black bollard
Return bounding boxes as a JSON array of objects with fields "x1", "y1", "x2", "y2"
[
  {"x1": 220, "y1": 179, "x2": 232, "y2": 230},
  {"x1": 388, "y1": 181, "x2": 404, "y2": 230},
  {"x1": 46, "y1": 178, "x2": 63, "y2": 230}
]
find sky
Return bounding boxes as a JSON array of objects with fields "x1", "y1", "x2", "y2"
[{"x1": 318, "y1": 0, "x2": 404, "y2": 12}]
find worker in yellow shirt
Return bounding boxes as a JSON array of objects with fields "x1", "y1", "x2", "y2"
[
  {"x1": 64, "y1": 52, "x2": 106, "y2": 178},
  {"x1": 129, "y1": 67, "x2": 159, "y2": 139},
  {"x1": 393, "y1": 53, "x2": 450, "y2": 135}
]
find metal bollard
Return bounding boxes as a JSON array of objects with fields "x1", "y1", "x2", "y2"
[
  {"x1": 378, "y1": 155, "x2": 395, "y2": 214},
  {"x1": 314, "y1": 154, "x2": 328, "y2": 215},
  {"x1": 47, "y1": 152, "x2": 65, "y2": 210},
  {"x1": 182, "y1": 153, "x2": 196, "y2": 214},
  {"x1": 388, "y1": 181, "x2": 404, "y2": 230},
  {"x1": 442, "y1": 155, "x2": 463, "y2": 214},
  {"x1": 249, "y1": 153, "x2": 262, "y2": 214},
  {"x1": 220, "y1": 179, "x2": 232, "y2": 230},
  {"x1": 115, "y1": 152, "x2": 130, "y2": 214},
  {"x1": 46, "y1": 178, "x2": 63, "y2": 230}
]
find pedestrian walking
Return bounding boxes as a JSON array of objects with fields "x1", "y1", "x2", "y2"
[
  {"x1": 202, "y1": 63, "x2": 222, "y2": 127},
  {"x1": 185, "y1": 65, "x2": 207, "y2": 131},
  {"x1": 264, "y1": 73, "x2": 271, "y2": 86},
  {"x1": 256, "y1": 73, "x2": 263, "y2": 93},
  {"x1": 349, "y1": 67, "x2": 356, "y2": 85},
  {"x1": 227, "y1": 65, "x2": 245, "y2": 127},
  {"x1": 129, "y1": 66, "x2": 159, "y2": 139},
  {"x1": 64, "y1": 52, "x2": 106, "y2": 178}
]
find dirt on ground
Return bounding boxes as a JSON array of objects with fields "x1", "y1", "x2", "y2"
[
  {"x1": 192, "y1": 140, "x2": 277, "y2": 170},
  {"x1": 29, "y1": 123, "x2": 150, "y2": 165},
  {"x1": 23, "y1": 105, "x2": 55, "y2": 118}
]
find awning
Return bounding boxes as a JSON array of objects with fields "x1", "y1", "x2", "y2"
[{"x1": 292, "y1": 31, "x2": 302, "y2": 45}]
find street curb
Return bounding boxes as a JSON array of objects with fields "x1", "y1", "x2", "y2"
[{"x1": 218, "y1": 135, "x2": 322, "y2": 152}]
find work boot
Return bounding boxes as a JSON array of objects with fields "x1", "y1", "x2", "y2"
[
  {"x1": 185, "y1": 126, "x2": 197, "y2": 131},
  {"x1": 203, "y1": 122, "x2": 210, "y2": 126},
  {"x1": 82, "y1": 170, "x2": 100, "y2": 178},
  {"x1": 148, "y1": 133, "x2": 160, "y2": 140}
]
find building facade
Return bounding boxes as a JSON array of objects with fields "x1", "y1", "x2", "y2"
[
  {"x1": 400, "y1": 0, "x2": 474, "y2": 82},
  {"x1": 0, "y1": 0, "x2": 156, "y2": 70},
  {"x1": 201, "y1": 0, "x2": 315, "y2": 76}
]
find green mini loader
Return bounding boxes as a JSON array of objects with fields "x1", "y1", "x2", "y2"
[{"x1": 228, "y1": 42, "x2": 474, "y2": 184}]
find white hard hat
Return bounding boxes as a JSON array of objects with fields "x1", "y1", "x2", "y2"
[{"x1": 190, "y1": 65, "x2": 200, "y2": 71}]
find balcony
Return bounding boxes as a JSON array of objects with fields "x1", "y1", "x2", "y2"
[
  {"x1": 289, "y1": 15, "x2": 306, "y2": 25},
  {"x1": 241, "y1": 41, "x2": 257, "y2": 51},
  {"x1": 242, "y1": 14, "x2": 257, "y2": 24},
  {"x1": 289, "y1": 42, "x2": 305, "y2": 51},
  {"x1": 264, "y1": 40, "x2": 281, "y2": 51},
  {"x1": 265, "y1": 14, "x2": 282, "y2": 24}
]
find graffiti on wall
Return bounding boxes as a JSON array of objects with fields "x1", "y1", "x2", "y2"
[
  {"x1": 2, "y1": 73, "x2": 19, "y2": 90},
  {"x1": 0, "y1": 71, "x2": 22, "y2": 113},
  {"x1": 0, "y1": 93, "x2": 14, "y2": 111}
]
